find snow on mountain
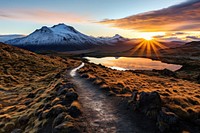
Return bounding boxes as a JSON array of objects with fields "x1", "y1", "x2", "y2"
[
  {"x1": 6, "y1": 24, "x2": 128, "y2": 47},
  {"x1": 97, "y1": 34, "x2": 129, "y2": 44},
  {"x1": 0, "y1": 34, "x2": 24, "y2": 43}
]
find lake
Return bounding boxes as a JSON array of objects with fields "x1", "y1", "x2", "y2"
[{"x1": 85, "y1": 57, "x2": 182, "y2": 71}]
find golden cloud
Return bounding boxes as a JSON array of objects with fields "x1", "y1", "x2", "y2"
[
  {"x1": 0, "y1": 9, "x2": 88, "y2": 23},
  {"x1": 99, "y1": 0, "x2": 200, "y2": 32}
]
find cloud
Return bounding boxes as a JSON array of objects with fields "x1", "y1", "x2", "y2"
[
  {"x1": 0, "y1": 9, "x2": 88, "y2": 23},
  {"x1": 99, "y1": 0, "x2": 200, "y2": 32},
  {"x1": 186, "y1": 35, "x2": 200, "y2": 40},
  {"x1": 153, "y1": 31, "x2": 200, "y2": 42}
]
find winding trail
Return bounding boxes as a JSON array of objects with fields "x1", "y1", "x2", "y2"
[{"x1": 70, "y1": 63, "x2": 156, "y2": 133}]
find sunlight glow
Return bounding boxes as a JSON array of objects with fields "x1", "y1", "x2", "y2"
[
  {"x1": 143, "y1": 35, "x2": 153, "y2": 40},
  {"x1": 129, "y1": 39, "x2": 168, "y2": 58}
]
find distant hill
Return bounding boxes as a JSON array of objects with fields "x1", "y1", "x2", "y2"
[
  {"x1": 0, "y1": 34, "x2": 24, "y2": 42},
  {"x1": 5, "y1": 23, "x2": 128, "y2": 52}
]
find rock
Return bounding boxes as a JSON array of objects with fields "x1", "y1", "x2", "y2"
[
  {"x1": 159, "y1": 108, "x2": 179, "y2": 125},
  {"x1": 157, "y1": 107, "x2": 179, "y2": 132},
  {"x1": 81, "y1": 74, "x2": 89, "y2": 78},
  {"x1": 131, "y1": 90, "x2": 138, "y2": 102},
  {"x1": 153, "y1": 69, "x2": 176, "y2": 77},
  {"x1": 64, "y1": 115, "x2": 74, "y2": 122},
  {"x1": 64, "y1": 82, "x2": 75, "y2": 89},
  {"x1": 53, "y1": 121, "x2": 80, "y2": 133},
  {"x1": 35, "y1": 108, "x2": 43, "y2": 117},
  {"x1": 26, "y1": 93, "x2": 35, "y2": 98},
  {"x1": 52, "y1": 97, "x2": 62, "y2": 106},
  {"x1": 43, "y1": 103, "x2": 52, "y2": 110},
  {"x1": 194, "y1": 119, "x2": 200, "y2": 126},
  {"x1": 52, "y1": 112, "x2": 67, "y2": 127},
  {"x1": 0, "y1": 122, "x2": 5, "y2": 128},
  {"x1": 55, "y1": 82, "x2": 64, "y2": 91},
  {"x1": 18, "y1": 115, "x2": 29, "y2": 125},
  {"x1": 24, "y1": 99, "x2": 33, "y2": 106},
  {"x1": 44, "y1": 96, "x2": 54, "y2": 102},
  {"x1": 11, "y1": 129, "x2": 22, "y2": 133},
  {"x1": 40, "y1": 109, "x2": 50, "y2": 120},
  {"x1": 65, "y1": 92, "x2": 78, "y2": 103},
  {"x1": 4, "y1": 122, "x2": 15, "y2": 132},
  {"x1": 157, "y1": 121, "x2": 170, "y2": 133},
  {"x1": 57, "y1": 88, "x2": 68, "y2": 96},
  {"x1": 67, "y1": 101, "x2": 82, "y2": 118},
  {"x1": 136, "y1": 91, "x2": 162, "y2": 119},
  {"x1": 48, "y1": 104, "x2": 67, "y2": 117}
]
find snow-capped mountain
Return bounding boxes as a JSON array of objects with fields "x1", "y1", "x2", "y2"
[
  {"x1": 98, "y1": 34, "x2": 128, "y2": 44},
  {"x1": 0, "y1": 34, "x2": 24, "y2": 43},
  {"x1": 6, "y1": 24, "x2": 128, "y2": 51}
]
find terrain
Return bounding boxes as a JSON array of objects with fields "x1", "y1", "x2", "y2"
[
  {"x1": 0, "y1": 43, "x2": 84, "y2": 133},
  {"x1": 0, "y1": 43, "x2": 159, "y2": 133},
  {"x1": 78, "y1": 61, "x2": 200, "y2": 132},
  {"x1": 0, "y1": 35, "x2": 24, "y2": 43},
  {"x1": 1, "y1": 36, "x2": 200, "y2": 133},
  {"x1": 81, "y1": 40, "x2": 200, "y2": 83}
]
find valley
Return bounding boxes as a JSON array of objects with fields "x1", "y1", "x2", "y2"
[
  {"x1": 0, "y1": 40, "x2": 200, "y2": 133},
  {"x1": 0, "y1": 24, "x2": 200, "y2": 133}
]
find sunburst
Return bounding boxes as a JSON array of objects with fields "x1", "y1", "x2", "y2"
[{"x1": 129, "y1": 39, "x2": 167, "y2": 58}]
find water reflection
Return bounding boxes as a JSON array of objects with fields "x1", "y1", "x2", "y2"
[{"x1": 85, "y1": 57, "x2": 182, "y2": 71}]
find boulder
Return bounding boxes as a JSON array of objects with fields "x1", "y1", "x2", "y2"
[
  {"x1": 53, "y1": 122, "x2": 80, "y2": 133},
  {"x1": 52, "y1": 97, "x2": 62, "y2": 106},
  {"x1": 48, "y1": 104, "x2": 67, "y2": 117},
  {"x1": 65, "y1": 92, "x2": 78, "y2": 103},
  {"x1": 0, "y1": 122, "x2": 5, "y2": 128},
  {"x1": 57, "y1": 88, "x2": 68, "y2": 96},
  {"x1": 157, "y1": 107, "x2": 179, "y2": 132},
  {"x1": 26, "y1": 93, "x2": 35, "y2": 98},
  {"x1": 43, "y1": 103, "x2": 52, "y2": 110},
  {"x1": 67, "y1": 101, "x2": 82, "y2": 118},
  {"x1": 52, "y1": 112, "x2": 67, "y2": 128},
  {"x1": 64, "y1": 82, "x2": 75, "y2": 89},
  {"x1": 4, "y1": 122, "x2": 15, "y2": 132},
  {"x1": 18, "y1": 115, "x2": 29, "y2": 126},
  {"x1": 136, "y1": 91, "x2": 162, "y2": 119}
]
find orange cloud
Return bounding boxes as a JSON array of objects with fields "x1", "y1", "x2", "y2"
[
  {"x1": 0, "y1": 9, "x2": 88, "y2": 24},
  {"x1": 99, "y1": 0, "x2": 200, "y2": 32}
]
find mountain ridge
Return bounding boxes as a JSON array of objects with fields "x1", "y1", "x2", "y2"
[{"x1": 5, "y1": 23, "x2": 128, "y2": 51}]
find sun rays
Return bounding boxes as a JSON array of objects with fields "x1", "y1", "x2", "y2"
[{"x1": 129, "y1": 39, "x2": 168, "y2": 58}]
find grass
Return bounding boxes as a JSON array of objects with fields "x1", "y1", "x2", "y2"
[
  {"x1": 0, "y1": 43, "x2": 82, "y2": 132},
  {"x1": 78, "y1": 62, "x2": 200, "y2": 125}
]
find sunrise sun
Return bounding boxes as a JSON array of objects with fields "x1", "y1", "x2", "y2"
[{"x1": 143, "y1": 35, "x2": 153, "y2": 41}]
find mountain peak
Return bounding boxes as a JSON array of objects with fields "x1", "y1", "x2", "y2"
[
  {"x1": 5, "y1": 23, "x2": 129, "y2": 48},
  {"x1": 52, "y1": 23, "x2": 68, "y2": 28},
  {"x1": 114, "y1": 34, "x2": 121, "y2": 37},
  {"x1": 51, "y1": 23, "x2": 79, "y2": 34},
  {"x1": 35, "y1": 26, "x2": 52, "y2": 34}
]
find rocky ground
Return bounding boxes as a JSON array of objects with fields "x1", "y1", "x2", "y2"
[
  {"x1": 0, "y1": 43, "x2": 85, "y2": 133},
  {"x1": 1, "y1": 41, "x2": 200, "y2": 133},
  {"x1": 69, "y1": 64, "x2": 157, "y2": 133},
  {"x1": 78, "y1": 62, "x2": 200, "y2": 132}
]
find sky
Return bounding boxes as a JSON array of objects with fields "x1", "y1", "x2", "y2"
[{"x1": 0, "y1": 0, "x2": 200, "y2": 41}]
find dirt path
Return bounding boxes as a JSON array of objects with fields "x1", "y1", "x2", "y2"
[{"x1": 70, "y1": 63, "x2": 157, "y2": 133}]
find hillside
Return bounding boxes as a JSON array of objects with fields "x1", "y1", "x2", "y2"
[
  {"x1": 78, "y1": 62, "x2": 200, "y2": 132},
  {"x1": 0, "y1": 43, "x2": 83, "y2": 133}
]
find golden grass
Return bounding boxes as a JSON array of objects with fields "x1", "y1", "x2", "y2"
[
  {"x1": 0, "y1": 43, "x2": 81, "y2": 132},
  {"x1": 79, "y1": 62, "x2": 200, "y2": 123}
]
